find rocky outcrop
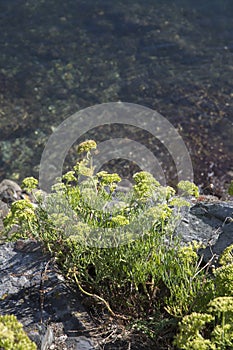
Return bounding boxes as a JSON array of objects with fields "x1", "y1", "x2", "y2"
[
  {"x1": 177, "y1": 200, "x2": 233, "y2": 264},
  {"x1": 0, "y1": 239, "x2": 97, "y2": 350}
]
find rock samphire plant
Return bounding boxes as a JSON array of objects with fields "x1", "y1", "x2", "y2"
[
  {"x1": 0, "y1": 314, "x2": 36, "y2": 350},
  {"x1": 5, "y1": 139, "x2": 232, "y2": 348},
  {"x1": 174, "y1": 244, "x2": 233, "y2": 349}
]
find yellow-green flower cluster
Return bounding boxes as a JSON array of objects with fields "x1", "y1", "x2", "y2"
[
  {"x1": 174, "y1": 312, "x2": 215, "y2": 350},
  {"x1": 77, "y1": 140, "x2": 97, "y2": 154},
  {"x1": 213, "y1": 263, "x2": 233, "y2": 296},
  {"x1": 178, "y1": 180, "x2": 199, "y2": 198},
  {"x1": 208, "y1": 296, "x2": 233, "y2": 314},
  {"x1": 111, "y1": 215, "x2": 129, "y2": 226},
  {"x1": 174, "y1": 296, "x2": 233, "y2": 349},
  {"x1": 62, "y1": 171, "x2": 77, "y2": 183},
  {"x1": 169, "y1": 197, "x2": 191, "y2": 208},
  {"x1": 219, "y1": 244, "x2": 233, "y2": 266},
  {"x1": 96, "y1": 171, "x2": 121, "y2": 193},
  {"x1": 4, "y1": 200, "x2": 36, "y2": 227},
  {"x1": 133, "y1": 171, "x2": 160, "y2": 186},
  {"x1": 177, "y1": 243, "x2": 199, "y2": 264},
  {"x1": 211, "y1": 323, "x2": 233, "y2": 348},
  {"x1": 96, "y1": 171, "x2": 121, "y2": 185},
  {"x1": 21, "y1": 177, "x2": 38, "y2": 192},
  {"x1": 133, "y1": 171, "x2": 160, "y2": 200},
  {"x1": 0, "y1": 314, "x2": 37, "y2": 350}
]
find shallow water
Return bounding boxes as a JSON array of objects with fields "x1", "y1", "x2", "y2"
[{"x1": 0, "y1": 0, "x2": 232, "y2": 196}]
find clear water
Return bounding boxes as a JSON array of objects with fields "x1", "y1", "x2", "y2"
[{"x1": 0, "y1": 0, "x2": 232, "y2": 196}]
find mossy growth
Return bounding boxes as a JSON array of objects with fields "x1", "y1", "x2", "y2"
[{"x1": 0, "y1": 314, "x2": 36, "y2": 350}]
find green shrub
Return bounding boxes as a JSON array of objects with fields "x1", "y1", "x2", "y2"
[
  {"x1": 0, "y1": 314, "x2": 36, "y2": 350},
  {"x1": 4, "y1": 140, "x2": 209, "y2": 345}
]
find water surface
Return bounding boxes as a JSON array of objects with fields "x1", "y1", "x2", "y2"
[{"x1": 0, "y1": 0, "x2": 232, "y2": 196}]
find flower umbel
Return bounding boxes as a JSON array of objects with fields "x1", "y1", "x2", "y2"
[{"x1": 77, "y1": 140, "x2": 97, "y2": 154}]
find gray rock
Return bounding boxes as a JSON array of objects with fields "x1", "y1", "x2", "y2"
[
  {"x1": 0, "y1": 179, "x2": 23, "y2": 203},
  {"x1": 0, "y1": 199, "x2": 9, "y2": 233},
  {"x1": 176, "y1": 201, "x2": 233, "y2": 263},
  {"x1": 66, "y1": 336, "x2": 96, "y2": 350},
  {"x1": 0, "y1": 240, "x2": 97, "y2": 350}
]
